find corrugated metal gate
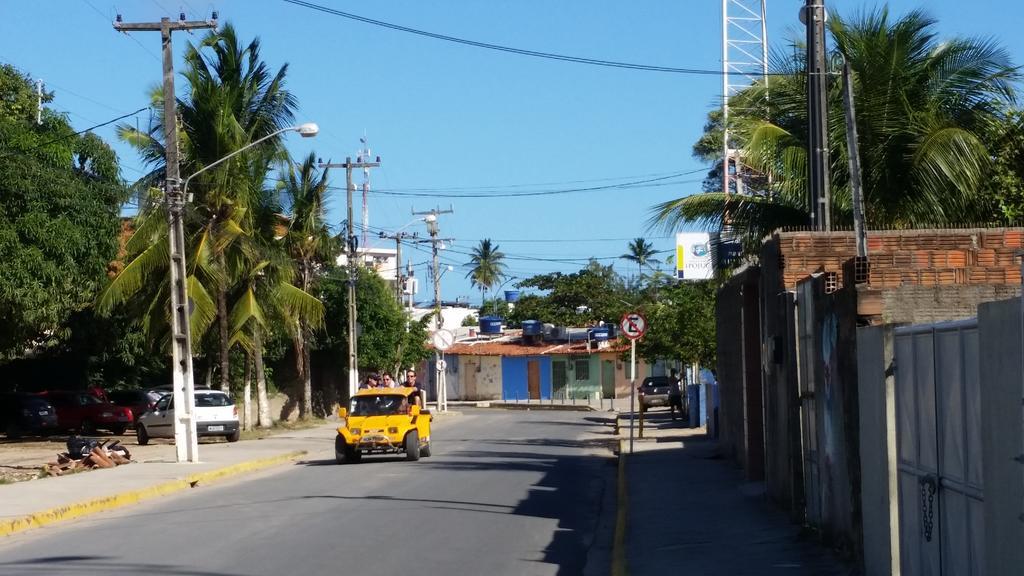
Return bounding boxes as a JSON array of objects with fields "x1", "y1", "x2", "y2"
[{"x1": 894, "y1": 321, "x2": 985, "y2": 575}]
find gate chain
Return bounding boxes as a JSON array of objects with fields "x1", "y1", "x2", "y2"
[{"x1": 921, "y1": 475, "x2": 937, "y2": 542}]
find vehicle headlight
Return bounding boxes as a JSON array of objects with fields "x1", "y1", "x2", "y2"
[
  {"x1": 388, "y1": 427, "x2": 399, "y2": 434},
  {"x1": 101, "y1": 412, "x2": 113, "y2": 417},
  {"x1": 350, "y1": 428, "x2": 361, "y2": 435}
]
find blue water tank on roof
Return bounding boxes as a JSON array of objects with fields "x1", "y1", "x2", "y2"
[
  {"x1": 504, "y1": 290, "x2": 520, "y2": 303},
  {"x1": 521, "y1": 320, "x2": 542, "y2": 336},
  {"x1": 589, "y1": 327, "x2": 611, "y2": 341},
  {"x1": 479, "y1": 316, "x2": 503, "y2": 334}
]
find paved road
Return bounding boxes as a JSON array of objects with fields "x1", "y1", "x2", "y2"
[{"x1": 0, "y1": 409, "x2": 616, "y2": 576}]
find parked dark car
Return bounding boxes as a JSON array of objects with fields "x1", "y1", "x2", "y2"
[
  {"x1": 638, "y1": 376, "x2": 679, "y2": 411},
  {"x1": 107, "y1": 389, "x2": 164, "y2": 423},
  {"x1": 41, "y1": 391, "x2": 133, "y2": 435},
  {"x1": 0, "y1": 393, "x2": 60, "y2": 439}
]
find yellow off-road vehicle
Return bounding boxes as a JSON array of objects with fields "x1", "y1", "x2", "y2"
[{"x1": 335, "y1": 387, "x2": 432, "y2": 464}]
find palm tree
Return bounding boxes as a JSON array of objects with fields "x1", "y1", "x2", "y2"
[
  {"x1": 621, "y1": 238, "x2": 658, "y2": 285},
  {"x1": 651, "y1": 7, "x2": 1019, "y2": 249},
  {"x1": 100, "y1": 24, "x2": 297, "y2": 396},
  {"x1": 279, "y1": 152, "x2": 337, "y2": 418},
  {"x1": 465, "y1": 239, "x2": 508, "y2": 315}
]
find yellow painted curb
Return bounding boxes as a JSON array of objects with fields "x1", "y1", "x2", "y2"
[
  {"x1": 0, "y1": 450, "x2": 306, "y2": 538},
  {"x1": 611, "y1": 437, "x2": 629, "y2": 576}
]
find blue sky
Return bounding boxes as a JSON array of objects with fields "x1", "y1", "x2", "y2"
[{"x1": 2, "y1": 0, "x2": 1022, "y2": 303}]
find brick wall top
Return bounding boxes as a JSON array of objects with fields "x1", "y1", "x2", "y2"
[{"x1": 767, "y1": 228, "x2": 1024, "y2": 291}]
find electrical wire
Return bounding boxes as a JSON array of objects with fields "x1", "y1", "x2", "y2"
[
  {"x1": 280, "y1": 0, "x2": 784, "y2": 76},
  {"x1": 0, "y1": 106, "x2": 150, "y2": 158},
  {"x1": 329, "y1": 170, "x2": 707, "y2": 199}
]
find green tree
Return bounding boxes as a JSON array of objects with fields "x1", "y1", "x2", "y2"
[
  {"x1": 465, "y1": 239, "x2": 508, "y2": 314},
  {"x1": 319, "y1": 266, "x2": 429, "y2": 386},
  {"x1": 620, "y1": 238, "x2": 658, "y2": 286},
  {"x1": 0, "y1": 64, "x2": 126, "y2": 360},
  {"x1": 279, "y1": 152, "x2": 336, "y2": 418},
  {"x1": 100, "y1": 24, "x2": 298, "y2": 395},
  {"x1": 508, "y1": 261, "x2": 629, "y2": 326},
  {"x1": 984, "y1": 109, "x2": 1024, "y2": 221},
  {"x1": 652, "y1": 7, "x2": 1019, "y2": 249},
  {"x1": 636, "y1": 279, "x2": 717, "y2": 367}
]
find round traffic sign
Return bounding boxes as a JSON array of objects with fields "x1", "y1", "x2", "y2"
[
  {"x1": 620, "y1": 312, "x2": 648, "y2": 340},
  {"x1": 431, "y1": 329, "x2": 455, "y2": 351}
]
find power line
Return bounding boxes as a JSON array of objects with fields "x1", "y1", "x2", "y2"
[
  {"x1": 82, "y1": 0, "x2": 161, "y2": 61},
  {"x1": 368, "y1": 168, "x2": 700, "y2": 192},
  {"x1": 0, "y1": 106, "x2": 150, "y2": 159},
  {"x1": 330, "y1": 171, "x2": 707, "y2": 199},
  {"x1": 280, "y1": 0, "x2": 786, "y2": 76}
]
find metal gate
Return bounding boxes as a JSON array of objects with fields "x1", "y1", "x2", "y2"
[
  {"x1": 796, "y1": 279, "x2": 822, "y2": 526},
  {"x1": 894, "y1": 321, "x2": 985, "y2": 575}
]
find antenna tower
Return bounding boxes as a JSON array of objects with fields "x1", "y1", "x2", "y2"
[{"x1": 721, "y1": 0, "x2": 769, "y2": 204}]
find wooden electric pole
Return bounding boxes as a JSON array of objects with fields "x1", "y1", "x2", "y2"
[
  {"x1": 114, "y1": 12, "x2": 217, "y2": 463},
  {"x1": 842, "y1": 58, "x2": 867, "y2": 258},
  {"x1": 319, "y1": 155, "x2": 379, "y2": 402}
]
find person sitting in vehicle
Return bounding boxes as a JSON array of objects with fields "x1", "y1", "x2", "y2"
[
  {"x1": 382, "y1": 372, "x2": 396, "y2": 388},
  {"x1": 360, "y1": 374, "x2": 380, "y2": 390}
]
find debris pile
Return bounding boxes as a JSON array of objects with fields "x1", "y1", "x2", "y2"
[{"x1": 44, "y1": 437, "x2": 133, "y2": 476}]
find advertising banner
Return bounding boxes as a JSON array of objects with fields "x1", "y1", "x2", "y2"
[{"x1": 675, "y1": 232, "x2": 713, "y2": 280}]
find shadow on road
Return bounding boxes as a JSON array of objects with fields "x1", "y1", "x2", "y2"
[{"x1": 0, "y1": 555, "x2": 246, "y2": 576}]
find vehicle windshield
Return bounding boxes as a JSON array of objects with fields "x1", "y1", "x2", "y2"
[
  {"x1": 350, "y1": 395, "x2": 409, "y2": 416},
  {"x1": 643, "y1": 378, "x2": 672, "y2": 388},
  {"x1": 195, "y1": 393, "x2": 233, "y2": 407}
]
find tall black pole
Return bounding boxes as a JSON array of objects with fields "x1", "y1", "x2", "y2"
[{"x1": 805, "y1": 0, "x2": 831, "y2": 231}]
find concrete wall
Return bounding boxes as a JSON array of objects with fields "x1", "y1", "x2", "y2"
[
  {"x1": 882, "y1": 285, "x2": 1020, "y2": 324},
  {"x1": 456, "y1": 355, "x2": 502, "y2": 401},
  {"x1": 857, "y1": 325, "x2": 900, "y2": 576},
  {"x1": 977, "y1": 298, "x2": 1024, "y2": 576},
  {"x1": 716, "y1": 267, "x2": 762, "y2": 473}
]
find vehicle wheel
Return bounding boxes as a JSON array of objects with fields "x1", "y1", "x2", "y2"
[
  {"x1": 81, "y1": 420, "x2": 97, "y2": 435},
  {"x1": 335, "y1": 435, "x2": 359, "y2": 464},
  {"x1": 405, "y1": 430, "x2": 421, "y2": 461},
  {"x1": 110, "y1": 425, "x2": 127, "y2": 436},
  {"x1": 136, "y1": 425, "x2": 149, "y2": 446},
  {"x1": 5, "y1": 422, "x2": 22, "y2": 440},
  {"x1": 226, "y1": 430, "x2": 240, "y2": 443},
  {"x1": 421, "y1": 441, "x2": 432, "y2": 458}
]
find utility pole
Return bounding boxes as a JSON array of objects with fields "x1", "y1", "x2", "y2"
[
  {"x1": 842, "y1": 58, "x2": 867, "y2": 258},
  {"x1": 378, "y1": 231, "x2": 417, "y2": 303},
  {"x1": 319, "y1": 155, "x2": 380, "y2": 402},
  {"x1": 803, "y1": 0, "x2": 831, "y2": 231},
  {"x1": 412, "y1": 206, "x2": 453, "y2": 411},
  {"x1": 114, "y1": 11, "x2": 217, "y2": 464}
]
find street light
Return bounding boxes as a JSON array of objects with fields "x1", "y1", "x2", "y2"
[
  {"x1": 181, "y1": 123, "x2": 319, "y2": 201},
  {"x1": 170, "y1": 122, "x2": 318, "y2": 463}
]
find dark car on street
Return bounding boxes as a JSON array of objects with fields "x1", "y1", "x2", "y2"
[
  {"x1": 41, "y1": 391, "x2": 133, "y2": 435},
  {"x1": 107, "y1": 389, "x2": 164, "y2": 423},
  {"x1": 638, "y1": 376, "x2": 680, "y2": 411},
  {"x1": 0, "y1": 393, "x2": 60, "y2": 439}
]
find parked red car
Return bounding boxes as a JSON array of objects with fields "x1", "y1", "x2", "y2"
[
  {"x1": 40, "y1": 391, "x2": 133, "y2": 435},
  {"x1": 107, "y1": 389, "x2": 164, "y2": 424}
]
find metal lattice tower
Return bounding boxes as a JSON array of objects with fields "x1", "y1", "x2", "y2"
[{"x1": 721, "y1": 0, "x2": 769, "y2": 201}]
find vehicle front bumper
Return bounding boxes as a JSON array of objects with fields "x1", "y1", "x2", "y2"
[
  {"x1": 196, "y1": 420, "x2": 239, "y2": 436},
  {"x1": 640, "y1": 394, "x2": 669, "y2": 407}
]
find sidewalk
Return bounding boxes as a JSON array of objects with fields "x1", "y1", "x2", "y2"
[
  {"x1": 0, "y1": 421, "x2": 341, "y2": 537},
  {"x1": 620, "y1": 412, "x2": 851, "y2": 576}
]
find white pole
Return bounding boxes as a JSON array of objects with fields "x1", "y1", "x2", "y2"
[{"x1": 629, "y1": 338, "x2": 636, "y2": 453}]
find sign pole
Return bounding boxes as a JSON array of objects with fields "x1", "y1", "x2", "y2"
[{"x1": 629, "y1": 338, "x2": 636, "y2": 454}]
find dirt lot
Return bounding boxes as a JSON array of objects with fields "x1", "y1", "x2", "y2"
[{"x1": 0, "y1": 432, "x2": 234, "y2": 484}]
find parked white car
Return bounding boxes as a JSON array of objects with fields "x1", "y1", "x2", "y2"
[{"x1": 135, "y1": 390, "x2": 240, "y2": 445}]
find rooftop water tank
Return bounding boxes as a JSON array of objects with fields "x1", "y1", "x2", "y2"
[
  {"x1": 521, "y1": 320, "x2": 542, "y2": 336},
  {"x1": 589, "y1": 327, "x2": 611, "y2": 341},
  {"x1": 479, "y1": 316, "x2": 503, "y2": 335},
  {"x1": 504, "y1": 290, "x2": 520, "y2": 303}
]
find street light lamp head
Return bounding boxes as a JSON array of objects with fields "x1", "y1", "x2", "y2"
[
  {"x1": 296, "y1": 123, "x2": 319, "y2": 138},
  {"x1": 424, "y1": 214, "x2": 438, "y2": 223}
]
